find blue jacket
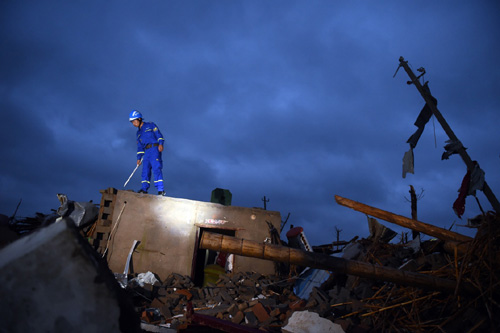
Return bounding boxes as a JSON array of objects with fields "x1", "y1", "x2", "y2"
[{"x1": 136, "y1": 122, "x2": 165, "y2": 161}]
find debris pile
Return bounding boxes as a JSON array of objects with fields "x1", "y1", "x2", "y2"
[
  {"x1": 132, "y1": 272, "x2": 298, "y2": 331},
  {"x1": 126, "y1": 212, "x2": 500, "y2": 332},
  {"x1": 322, "y1": 212, "x2": 500, "y2": 332},
  {"x1": 2, "y1": 188, "x2": 499, "y2": 332},
  {"x1": 7, "y1": 210, "x2": 59, "y2": 235},
  {"x1": 5, "y1": 194, "x2": 98, "y2": 237}
]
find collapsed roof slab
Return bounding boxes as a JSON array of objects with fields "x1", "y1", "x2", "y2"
[
  {"x1": 0, "y1": 219, "x2": 139, "y2": 333},
  {"x1": 100, "y1": 190, "x2": 281, "y2": 282}
]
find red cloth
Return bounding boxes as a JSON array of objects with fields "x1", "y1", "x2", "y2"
[
  {"x1": 453, "y1": 170, "x2": 471, "y2": 218},
  {"x1": 216, "y1": 252, "x2": 228, "y2": 267}
]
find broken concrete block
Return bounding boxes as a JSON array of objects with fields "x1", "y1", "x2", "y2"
[
  {"x1": 282, "y1": 310, "x2": 344, "y2": 333},
  {"x1": 0, "y1": 220, "x2": 139, "y2": 333}
]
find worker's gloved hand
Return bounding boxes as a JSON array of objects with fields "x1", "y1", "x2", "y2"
[
  {"x1": 137, "y1": 159, "x2": 142, "y2": 166},
  {"x1": 158, "y1": 145, "x2": 164, "y2": 153}
]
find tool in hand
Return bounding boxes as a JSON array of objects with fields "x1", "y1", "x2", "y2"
[{"x1": 124, "y1": 158, "x2": 143, "y2": 188}]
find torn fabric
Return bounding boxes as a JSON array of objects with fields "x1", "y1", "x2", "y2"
[
  {"x1": 402, "y1": 148, "x2": 414, "y2": 178},
  {"x1": 453, "y1": 170, "x2": 470, "y2": 218},
  {"x1": 442, "y1": 139, "x2": 465, "y2": 160},
  {"x1": 407, "y1": 82, "x2": 437, "y2": 149},
  {"x1": 468, "y1": 162, "x2": 485, "y2": 196},
  {"x1": 452, "y1": 162, "x2": 485, "y2": 218}
]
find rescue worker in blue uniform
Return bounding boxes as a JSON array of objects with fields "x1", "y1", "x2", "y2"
[{"x1": 129, "y1": 110, "x2": 166, "y2": 195}]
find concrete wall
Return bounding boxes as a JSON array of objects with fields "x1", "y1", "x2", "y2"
[
  {"x1": 106, "y1": 190, "x2": 281, "y2": 281},
  {"x1": 0, "y1": 220, "x2": 139, "y2": 332}
]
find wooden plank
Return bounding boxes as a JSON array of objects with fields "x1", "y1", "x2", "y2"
[{"x1": 334, "y1": 195, "x2": 472, "y2": 243}]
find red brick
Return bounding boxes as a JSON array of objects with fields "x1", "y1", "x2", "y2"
[
  {"x1": 252, "y1": 302, "x2": 270, "y2": 323},
  {"x1": 175, "y1": 289, "x2": 193, "y2": 301}
]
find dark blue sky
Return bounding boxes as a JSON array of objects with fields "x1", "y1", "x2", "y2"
[{"x1": 1, "y1": 1, "x2": 499, "y2": 245}]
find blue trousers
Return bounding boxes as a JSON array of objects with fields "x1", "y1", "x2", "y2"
[{"x1": 141, "y1": 148, "x2": 164, "y2": 192}]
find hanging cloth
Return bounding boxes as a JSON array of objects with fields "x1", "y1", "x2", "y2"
[
  {"x1": 442, "y1": 139, "x2": 465, "y2": 160},
  {"x1": 452, "y1": 161, "x2": 485, "y2": 218},
  {"x1": 407, "y1": 82, "x2": 437, "y2": 149},
  {"x1": 402, "y1": 147, "x2": 414, "y2": 178},
  {"x1": 468, "y1": 162, "x2": 485, "y2": 196},
  {"x1": 453, "y1": 170, "x2": 470, "y2": 218}
]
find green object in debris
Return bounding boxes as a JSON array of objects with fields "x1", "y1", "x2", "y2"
[{"x1": 203, "y1": 264, "x2": 226, "y2": 287}]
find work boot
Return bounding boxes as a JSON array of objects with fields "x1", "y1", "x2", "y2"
[
  {"x1": 138, "y1": 189, "x2": 147, "y2": 194},
  {"x1": 158, "y1": 191, "x2": 166, "y2": 196}
]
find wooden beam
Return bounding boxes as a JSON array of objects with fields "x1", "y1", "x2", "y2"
[
  {"x1": 200, "y1": 232, "x2": 475, "y2": 295},
  {"x1": 334, "y1": 195, "x2": 472, "y2": 243}
]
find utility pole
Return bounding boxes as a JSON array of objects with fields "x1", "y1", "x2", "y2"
[
  {"x1": 397, "y1": 56, "x2": 500, "y2": 213},
  {"x1": 261, "y1": 196, "x2": 269, "y2": 210},
  {"x1": 334, "y1": 226, "x2": 342, "y2": 251}
]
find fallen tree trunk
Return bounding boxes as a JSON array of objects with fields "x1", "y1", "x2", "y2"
[
  {"x1": 334, "y1": 195, "x2": 472, "y2": 243},
  {"x1": 200, "y1": 232, "x2": 475, "y2": 295}
]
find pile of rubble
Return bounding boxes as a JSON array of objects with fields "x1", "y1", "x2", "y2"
[
  {"x1": 126, "y1": 212, "x2": 500, "y2": 332},
  {"x1": 2, "y1": 192, "x2": 499, "y2": 332},
  {"x1": 322, "y1": 217, "x2": 499, "y2": 332},
  {"x1": 133, "y1": 272, "x2": 300, "y2": 331},
  {"x1": 6, "y1": 210, "x2": 59, "y2": 235}
]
